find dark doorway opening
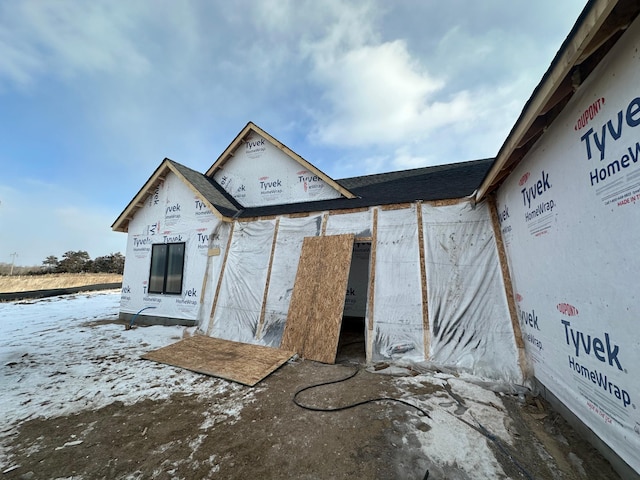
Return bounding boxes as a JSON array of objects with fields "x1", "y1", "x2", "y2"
[{"x1": 336, "y1": 241, "x2": 370, "y2": 363}]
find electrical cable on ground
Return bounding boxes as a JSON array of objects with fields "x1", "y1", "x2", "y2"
[{"x1": 292, "y1": 364, "x2": 431, "y2": 418}]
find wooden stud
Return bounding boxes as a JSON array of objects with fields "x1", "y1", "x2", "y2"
[
  {"x1": 206, "y1": 222, "x2": 235, "y2": 336},
  {"x1": 487, "y1": 195, "x2": 528, "y2": 379},
  {"x1": 320, "y1": 212, "x2": 328, "y2": 236},
  {"x1": 256, "y1": 218, "x2": 280, "y2": 340},
  {"x1": 366, "y1": 208, "x2": 378, "y2": 362},
  {"x1": 416, "y1": 202, "x2": 430, "y2": 360}
]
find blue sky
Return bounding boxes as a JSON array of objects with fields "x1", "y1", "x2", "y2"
[{"x1": 0, "y1": 0, "x2": 587, "y2": 267}]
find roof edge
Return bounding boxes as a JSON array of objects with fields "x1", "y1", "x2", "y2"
[{"x1": 475, "y1": 0, "x2": 619, "y2": 200}]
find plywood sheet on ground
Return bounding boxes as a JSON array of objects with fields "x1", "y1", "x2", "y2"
[
  {"x1": 141, "y1": 335, "x2": 294, "y2": 386},
  {"x1": 281, "y1": 234, "x2": 354, "y2": 364}
]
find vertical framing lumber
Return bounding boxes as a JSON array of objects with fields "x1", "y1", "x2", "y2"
[
  {"x1": 366, "y1": 208, "x2": 378, "y2": 362},
  {"x1": 256, "y1": 218, "x2": 280, "y2": 340},
  {"x1": 320, "y1": 212, "x2": 328, "y2": 236},
  {"x1": 416, "y1": 203, "x2": 430, "y2": 360},
  {"x1": 487, "y1": 195, "x2": 529, "y2": 378},
  {"x1": 206, "y1": 222, "x2": 235, "y2": 336}
]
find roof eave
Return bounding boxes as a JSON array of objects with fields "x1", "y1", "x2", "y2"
[{"x1": 476, "y1": 0, "x2": 639, "y2": 200}]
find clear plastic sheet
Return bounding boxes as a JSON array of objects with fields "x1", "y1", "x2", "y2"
[
  {"x1": 422, "y1": 201, "x2": 521, "y2": 383},
  {"x1": 371, "y1": 206, "x2": 425, "y2": 362},
  {"x1": 209, "y1": 220, "x2": 276, "y2": 343}
]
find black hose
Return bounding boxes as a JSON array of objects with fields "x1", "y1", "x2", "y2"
[{"x1": 292, "y1": 364, "x2": 431, "y2": 418}]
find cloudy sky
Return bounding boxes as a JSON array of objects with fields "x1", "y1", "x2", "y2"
[{"x1": 0, "y1": 0, "x2": 587, "y2": 267}]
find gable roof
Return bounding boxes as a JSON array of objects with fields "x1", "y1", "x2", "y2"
[
  {"x1": 476, "y1": 0, "x2": 640, "y2": 200},
  {"x1": 111, "y1": 158, "x2": 242, "y2": 232},
  {"x1": 112, "y1": 123, "x2": 494, "y2": 231},
  {"x1": 205, "y1": 122, "x2": 356, "y2": 200},
  {"x1": 234, "y1": 158, "x2": 493, "y2": 218}
]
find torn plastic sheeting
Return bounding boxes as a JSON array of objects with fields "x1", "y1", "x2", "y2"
[
  {"x1": 372, "y1": 206, "x2": 424, "y2": 362},
  {"x1": 259, "y1": 215, "x2": 323, "y2": 347},
  {"x1": 210, "y1": 219, "x2": 276, "y2": 344},
  {"x1": 422, "y1": 201, "x2": 521, "y2": 383}
]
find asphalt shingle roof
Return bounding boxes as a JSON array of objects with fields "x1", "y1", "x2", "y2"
[{"x1": 173, "y1": 157, "x2": 494, "y2": 219}]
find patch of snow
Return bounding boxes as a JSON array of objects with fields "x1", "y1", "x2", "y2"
[
  {"x1": 395, "y1": 371, "x2": 517, "y2": 478},
  {"x1": 0, "y1": 291, "x2": 256, "y2": 464}
]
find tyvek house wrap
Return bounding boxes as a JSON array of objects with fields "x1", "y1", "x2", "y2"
[
  {"x1": 422, "y1": 201, "x2": 521, "y2": 384},
  {"x1": 496, "y1": 16, "x2": 640, "y2": 472},
  {"x1": 120, "y1": 172, "x2": 220, "y2": 322}
]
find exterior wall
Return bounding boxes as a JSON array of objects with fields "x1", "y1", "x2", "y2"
[
  {"x1": 213, "y1": 132, "x2": 342, "y2": 207},
  {"x1": 496, "y1": 17, "x2": 640, "y2": 474},
  {"x1": 120, "y1": 172, "x2": 222, "y2": 324},
  {"x1": 198, "y1": 202, "x2": 520, "y2": 383}
]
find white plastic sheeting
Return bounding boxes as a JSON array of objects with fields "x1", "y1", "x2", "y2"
[
  {"x1": 258, "y1": 215, "x2": 323, "y2": 346},
  {"x1": 496, "y1": 17, "x2": 640, "y2": 473},
  {"x1": 372, "y1": 207, "x2": 424, "y2": 362},
  {"x1": 198, "y1": 221, "x2": 233, "y2": 335},
  {"x1": 326, "y1": 210, "x2": 374, "y2": 318},
  {"x1": 325, "y1": 209, "x2": 372, "y2": 237},
  {"x1": 120, "y1": 172, "x2": 220, "y2": 321},
  {"x1": 213, "y1": 132, "x2": 342, "y2": 207},
  {"x1": 422, "y1": 202, "x2": 521, "y2": 383},
  {"x1": 209, "y1": 220, "x2": 276, "y2": 344}
]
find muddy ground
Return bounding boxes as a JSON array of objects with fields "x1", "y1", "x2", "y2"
[{"x1": 1, "y1": 323, "x2": 621, "y2": 480}]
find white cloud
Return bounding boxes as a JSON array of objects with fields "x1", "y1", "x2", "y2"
[
  {"x1": 310, "y1": 40, "x2": 472, "y2": 147},
  {"x1": 0, "y1": 1, "x2": 150, "y2": 87}
]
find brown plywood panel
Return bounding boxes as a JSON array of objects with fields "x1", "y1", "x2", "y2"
[
  {"x1": 141, "y1": 335, "x2": 294, "y2": 387},
  {"x1": 281, "y1": 234, "x2": 355, "y2": 364}
]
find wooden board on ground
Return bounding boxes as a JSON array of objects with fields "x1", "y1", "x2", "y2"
[
  {"x1": 141, "y1": 335, "x2": 294, "y2": 387},
  {"x1": 281, "y1": 234, "x2": 354, "y2": 364}
]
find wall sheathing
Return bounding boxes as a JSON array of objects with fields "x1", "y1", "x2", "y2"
[
  {"x1": 422, "y1": 201, "x2": 522, "y2": 383},
  {"x1": 121, "y1": 170, "x2": 525, "y2": 385},
  {"x1": 496, "y1": 17, "x2": 640, "y2": 472},
  {"x1": 120, "y1": 172, "x2": 221, "y2": 324}
]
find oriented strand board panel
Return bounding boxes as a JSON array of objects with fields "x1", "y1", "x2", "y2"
[
  {"x1": 141, "y1": 335, "x2": 294, "y2": 387},
  {"x1": 281, "y1": 234, "x2": 354, "y2": 364}
]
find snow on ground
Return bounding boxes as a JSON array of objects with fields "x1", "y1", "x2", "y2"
[
  {"x1": 0, "y1": 291, "x2": 256, "y2": 462},
  {"x1": 1, "y1": 291, "x2": 527, "y2": 478},
  {"x1": 393, "y1": 371, "x2": 519, "y2": 477}
]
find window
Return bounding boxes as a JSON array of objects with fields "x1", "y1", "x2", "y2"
[{"x1": 148, "y1": 243, "x2": 185, "y2": 294}]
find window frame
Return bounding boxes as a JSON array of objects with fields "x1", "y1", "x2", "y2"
[{"x1": 148, "y1": 242, "x2": 186, "y2": 295}]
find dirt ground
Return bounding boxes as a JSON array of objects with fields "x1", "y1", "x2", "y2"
[{"x1": 1, "y1": 324, "x2": 621, "y2": 480}]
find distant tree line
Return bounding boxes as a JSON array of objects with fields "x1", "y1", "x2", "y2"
[
  {"x1": 0, "y1": 251, "x2": 125, "y2": 275},
  {"x1": 42, "y1": 251, "x2": 125, "y2": 274}
]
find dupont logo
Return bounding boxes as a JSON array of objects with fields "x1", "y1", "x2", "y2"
[
  {"x1": 574, "y1": 97, "x2": 605, "y2": 131},
  {"x1": 519, "y1": 172, "x2": 530, "y2": 186},
  {"x1": 557, "y1": 302, "x2": 579, "y2": 316},
  {"x1": 515, "y1": 293, "x2": 523, "y2": 303}
]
